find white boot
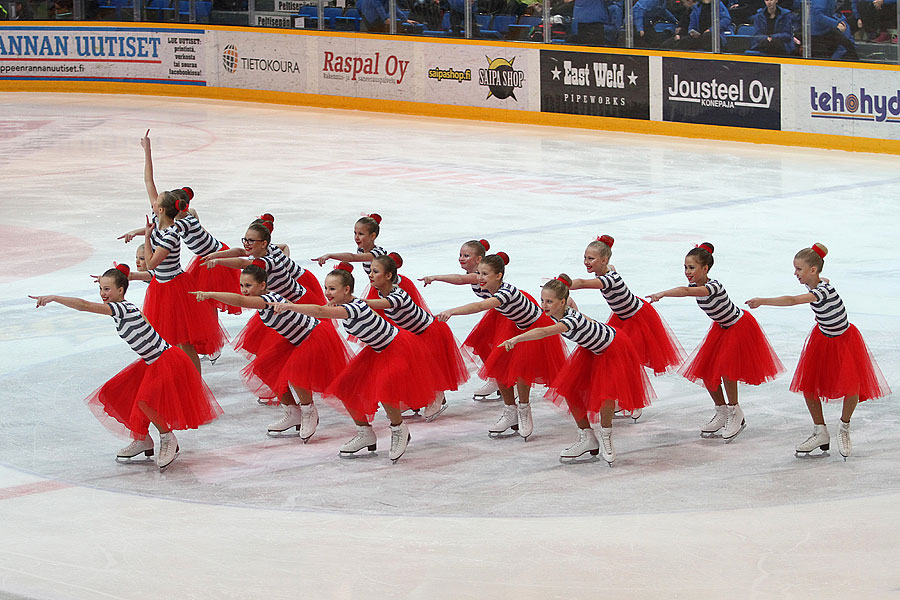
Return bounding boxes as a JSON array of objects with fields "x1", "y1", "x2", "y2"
[
  {"x1": 796, "y1": 424, "x2": 830, "y2": 455},
  {"x1": 389, "y1": 422, "x2": 411, "y2": 463},
  {"x1": 473, "y1": 379, "x2": 501, "y2": 401},
  {"x1": 701, "y1": 405, "x2": 729, "y2": 436},
  {"x1": 517, "y1": 402, "x2": 533, "y2": 440},
  {"x1": 339, "y1": 425, "x2": 377, "y2": 457},
  {"x1": 838, "y1": 421, "x2": 852, "y2": 460},
  {"x1": 299, "y1": 402, "x2": 319, "y2": 443},
  {"x1": 488, "y1": 405, "x2": 518, "y2": 435},
  {"x1": 723, "y1": 404, "x2": 746, "y2": 443},
  {"x1": 268, "y1": 404, "x2": 303, "y2": 434},
  {"x1": 157, "y1": 432, "x2": 179, "y2": 470},
  {"x1": 423, "y1": 393, "x2": 448, "y2": 422},
  {"x1": 206, "y1": 349, "x2": 221, "y2": 365},
  {"x1": 560, "y1": 428, "x2": 599, "y2": 460},
  {"x1": 117, "y1": 437, "x2": 154, "y2": 460},
  {"x1": 599, "y1": 426, "x2": 616, "y2": 465},
  {"x1": 630, "y1": 408, "x2": 643, "y2": 422}
]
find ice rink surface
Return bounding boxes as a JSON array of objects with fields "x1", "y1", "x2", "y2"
[{"x1": 1, "y1": 92, "x2": 899, "y2": 599}]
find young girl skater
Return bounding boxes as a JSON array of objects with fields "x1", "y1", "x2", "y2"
[
  {"x1": 142, "y1": 192, "x2": 227, "y2": 373},
  {"x1": 647, "y1": 242, "x2": 783, "y2": 442},
  {"x1": 419, "y1": 238, "x2": 516, "y2": 401},
  {"x1": 365, "y1": 253, "x2": 469, "y2": 421},
  {"x1": 437, "y1": 253, "x2": 567, "y2": 440},
  {"x1": 29, "y1": 265, "x2": 222, "y2": 469},
  {"x1": 191, "y1": 264, "x2": 351, "y2": 441},
  {"x1": 746, "y1": 243, "x2": 890, "y2": 459},
  {"x1": 569, "y1": 235, "x2": 685, "y2": 421},
  {"x1": 272, "y1": 263, "x2": 442, "y2": 462},
  {"x1": 499, "y1": 275, "x2": 655, "y2": 465}
]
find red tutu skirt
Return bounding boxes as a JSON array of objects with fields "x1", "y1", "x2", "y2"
[
  {"x1": 546, "y1": 332, "x2": 655, "y2": 423},
  {"x1": 84, "y1": 347, "x2": 222, "y2": 439},
  {"x1": 463, "y1": 309, "x2": 520, "y2": 365},
  {"x1": 143, "y1": 272, "x2": 228, "y2": 355},
  {"x1": 186, "y1": 244, "x2": 242, "y2": 315},
  {"x1": 790, "y1": 324, "x2": 890, "y2": 402},
  {"x1": 480, "y1": 313, "x2": 567, "y2": 388},
  {"x1": 608, "y1": 300, "x2": 685, "y2": 375},
  {"x1": 297, "y1": 270, "x2": 327, "y2": 305},
  {"x1": 233, "y1": 312, "x2": 283, "y2": 358},
  {"x1": 417, "y1": 320, "x2": 470, "y2": 392},
  {"x1": 326, "y1": 329, "x2": 442, "y2": 422},
  {"x1": 241, "y1": 321, "x2": 352, "y2": 400},
  {"x1": 679, "y1": 311, "x2": 784, "y2": 391}
]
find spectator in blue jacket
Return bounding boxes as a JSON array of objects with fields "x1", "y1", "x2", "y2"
[
  {"x1": 358, "y1": 0, "x2": 389, "y2": 31},
  {"x1": 683, "y1": 0, "x2": 732, "y2": 49},
  {"x1": 811, "y1": 0, "x2": 858, "y2": 58},
  {"x1": 568, "y1": 0, "x2": 617, "y2": 44},
  {"x1": 854, "y1": 0, "x2": 897, "y2": 41},
  {"x1": 447, "y1": 0, "x2": 479, "y2": 35},
  {"x1": 633, "y1": 0, "x2": 679, "y2": 46},
  {"x1": 750, "y1": 0, "x2": 798, "y2": 53}
]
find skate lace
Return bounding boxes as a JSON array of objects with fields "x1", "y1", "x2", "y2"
[
  {"x1": 496, "y1": 406, "x2": 515, "y2": 424},
  {"x1": 601, "y1": 432, "x2": 613, "y2": 453},
  {"x1": 160, "y1": 435, "x2": 172, "y2": 456},
  {"x1": 391, "y1": 426, "x2": 403, "y2": 447}
]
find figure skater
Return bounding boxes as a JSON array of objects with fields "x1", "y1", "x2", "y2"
[
  {"x1": 499, "y1": 275, "x2": 655, "y2": 465},
  {"x1": 419, "y1": 238, "x2": 516, "y2": 401},
  {"x1": 29, "y1": 264, "x2": 222, "y2": 469},
  {"x1": 647, "y1": 242, "x2": 783, "y2": 442},
  {"x1": 437, "y1": 253, "x2": 567, "y2": 440},
  {"x1": 365, "y1": 253, "x2": 469, "y2": 421},
  {"x1": 746, "y1": 243, "x2": 890, "y2": 459},
  {"x1": 191, "y1": 263, "x2": 350, "y2": 441}
]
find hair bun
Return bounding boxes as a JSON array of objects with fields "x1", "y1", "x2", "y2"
[
  {"x1": 259, "y1": 213, "x2": 275, "y2": 223},
  {"x1": 181, "y1": 186, "x2": 194, "y2": 201},
  {"x1": 479, "y1": 239, "x2": 490, "y2": 251},
  {"x1": 496, "y1": 251, "x2": 510, "y2": 265},
  {"x1": 260, "y1": 221, "x2": 273, "y2": 233},
  {"x1": 697, "y1": 242, "x2": 714, "y2": 254},
  {"x1": 597, "y1": 234, "x2": 614, "y2": 248},
  {"x1": 555, "y1": 273, "x2": 572, "y2": 287},
  {"x1": 388, "y1": 252, "x2": 403, "y2": 268},
  {"x1": 115, "y1": 263, "x2": 131, "y2": 277},
  {"x1": 337, "y1": 262, "x2": 354, "y2": 273},
  {"x1": 812, "y1": 242, "x2": 828, "y2": 259},
  {"x1": 368, "y1": 213, "x2": 382, "y2": 224},
  {"x1": 251, "y1": 258, "x2": 266, "y2": 269}
]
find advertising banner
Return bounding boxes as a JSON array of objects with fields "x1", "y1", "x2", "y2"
[
  {"x1": 540, "y1": 50, "x2": 649, "y2": 119},
  {"x1": 782, "y1": 64, "x2": 900, "y2": 140},
  {"x1": 216, "y1": 30, "x2": 306, "y2": 92},
  {"x1": 0, "y1": 26, "x2": 206, "y2": 85},
  {"x1": 422, "y1": 44, "x2": 535, "y2": 111},
  {"x1": 662, "y1": 57, "x2": 780, "y2": 130},
  {"x1": 314, "y1": 37, "x2": 415, "y2": 101}
]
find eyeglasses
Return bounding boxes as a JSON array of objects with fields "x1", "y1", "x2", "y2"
[{"x1": 242, "y1": 238, "x2": 264, "y2": 245}]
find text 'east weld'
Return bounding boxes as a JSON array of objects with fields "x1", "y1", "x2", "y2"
[{"x1": 564, "y1": 61, "x2": 626, "y2": 89}]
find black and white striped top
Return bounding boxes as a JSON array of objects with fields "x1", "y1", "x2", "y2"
[
  {"x1": 341, "y1": 298, "x2": 397, "y2": 351},
  {"x1": 174, "y1": 214, "x2": 223, "y2": 257},
  {"x1": 381, "y1": 286, "x2": 433, "y2": 335},
  {"x1": 258, "y1": 292, "x2": 318, "y2": 346},
  {"x1": 556, "y1": 307, "x2": 615, "y2": 354},
  {"x1": 470, "y1": 283, "x2": 491, "y2": 299},
  {"x1": 691, "y1": 280, "x2": 742, "y2": 327},
  {"x1": 108, "y1": 301, "x2": 170, "y2": 364},
  {"x1": 259, "y1": 244, "x2": 305, "y2": 302},
  {"x1": 149, "y1": 224, "x2": 184, "y2": 283},
  {"x1": 808, "y1": 282, "x2": 849, "y2": 337},
  {"x1": 596, "y1": 271, "x2": 642, "y2": 320},
  {"x1": 358, "y1": 245, "x2": 387, "y2": 275},
  {"x1": 492, "y1": 282, "x2": 542, "y2": 329}
]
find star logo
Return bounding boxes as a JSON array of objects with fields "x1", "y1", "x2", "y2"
[
  {"x1": 628, "y1": 71, "x2": 638, "y2": 85},
  {"x1": 551, "y1": 65, "x2": 561, "y2": 80}
]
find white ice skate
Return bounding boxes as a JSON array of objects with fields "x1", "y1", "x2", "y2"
[
  {"x1": 267, "y1": 404, "x2": 303, "y2": 436},
  {"x1": 795, "y1": 424, "x2": 830, "y2": 457},
  {"x1": 205, "y1": 349, "x2": 221, "y2": 365},
  {"x1": 473, "y1": 379, "x2": 501, "y2": 402},
  {"x1": 389, "y1": 422, "x2": 411, "y2": 463},
  {"x1": 629, "y1": 408, "x2": 643, "y2": 423},
  {"x1": 559, "y1": 428, "x2": 599, "y2": 462},
  {"x1": 488, "y1": 405, "x2": 519, "y2": 437},
  {"x1": 700, "y1": 405, "x2": 729, "y2": 438},
  {"x1": 299, "y1": 402, "x2": 319, "y2": 443},
  {"x1": 423, "y1": 394, "x2": 448, "y2": 422},
  {"x1": 157, "y1": 431, "x2": 179, "y2": 470},
  {"x1": 117, "y1": 438, "x2": 154, "y2": 461},
  {"x1": 722, "y1": 404, "x2": 746, "y2": 443},
  {"x1": 517, "y1": 402, "x2": 534, "y2": 440},
  {"x1": 599, "y1": 426, "x2": 616, "y2": 466},
  {"x1": 838, "y1": 421, "x2": 852, "y2": 461},
  {"x1": 339, "y1": 425, "x2": 377, "y2": 457}
]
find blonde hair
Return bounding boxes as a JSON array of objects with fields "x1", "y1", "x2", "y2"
[
  {"x1": 795, "y1": 243, "x2": 827, "y2": 272},
  {"x1": 542, "y1": 273, "x2": 571, "y2": 301}
]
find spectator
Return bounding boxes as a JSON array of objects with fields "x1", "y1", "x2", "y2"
[
  {"x1": 446, "y1": 0, "x2": 479, "y2": 34},
  {"x1": 407, "y1": 0, "x2": 442, "y2": 29},
  {"x1": 750, "y1": 0, "x2": 798, "y2": 53},
  {"x1": 660, "y1": 0, "x2": 699, "y2": 47},
  {"x1": 568, "y1": 0, "x2": 615, "y2": 45},
  {"x1": 682, "y1": 0, "x2": 732, "y2": 49},
  {"x1": 727, "y1": 0, "x2": 762, "y2": 25},
  {"x1": 358, "y1": 0, "x2": 389, "y2": 31},
  {"x1": 811, "y1": 0, "x2": 858, "y2": 58},
  {"x1": 13, "y1": 0, "x2": 35, "y2": 18},
  {"x1": 634, "y1": 0, "x2": 679, "y2": 47},
  {"x1": 854, "y1": 0, "x2": 896, "y2": 42}
]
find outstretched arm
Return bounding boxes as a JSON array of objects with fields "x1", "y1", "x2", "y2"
[
  {"x1": 419, "y1": 273, "x2": 478, "y2": 286},
  {"x1": 270, "y1": 301, "x2": 350, "y2": 320},
  {"x1": 436, "y1": 298, "x2": 501, "y2": 321},
  {"x1": 312, "y1": 251, "x2": 374, "y2": 267},
  {"x1": 363, "y1": 298, "x2": 391, "y2": 310},
  {"x1": 191, "y1": 291, "x2": 266, "y2": 310},
  {"x1": 646, "y1": 285, "x2": 709, "y2": 303},
  {"x1": 29, "y1": 294, "x2": 112, "y2": 316},
  {"x1": 205, "y1": 257, "x2": 252, "y2": 270},
  {"x1": 499, "y1": 322, "x2": 567, "y2": 350},
  {"x1": 203, "y1": 247, "x2": 249, "y2": 262},
  {"x1": 569, "y1": 277, "x2": 605, "y2": 291},
  {"x1": 746, "y1": 292, "x2": 816, "y2": 309},
  {"x1": 117, "y1": 227, "x2": 147, "y2": 243},
  {"x1": 141, "y1": 129, "x2": 158, "y2": 208}
]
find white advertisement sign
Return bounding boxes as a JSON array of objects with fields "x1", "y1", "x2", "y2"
[
  {"x1": 215, "y1": 30, "x2": 306, "y2": 92},
  {"x1": 0, "y1": 26, "x2": 206, "y2": 85},
  {"x1": 312, "y1": 37, "x2": 416, "y2": 101},
  {"x1": 782, "y1": 63, "x2": 900, "y2": 140},
  {"x1": 422, "y1": 44, "x2": 537, "y2": 111}
]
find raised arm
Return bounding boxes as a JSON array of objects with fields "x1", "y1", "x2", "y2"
[
  {"x1": 270, "y1": 301, "x2": 350, "y2": 320},
  {"x1": 363, "y1": 297, "x2": 391, "y2": 310},
  {"x1": 646, "y1": 285, "x2": 710, "y2": 303},
  {"x1": 141, "y1": 129, "x2": 158, "y2": 208},
  {"x1": 205, "y1": 257, "x2": 252, "y2": 271},
  {"x1": 203, "y1": 247, "x2": 249, "y2": 262},
  {"x1": 313, "y1": 251, "x2": 374, "y2": 267},
  {"x1": 190, "y1": 291, "x2": 266, "y2": 310},
  {"x1": 499, "y1": 322, "x2": 567, "y2": 350},
  {"x1": 419, "y1": 273, "x2": 478, "y2": 286},
  {"x1": 569, "y1": 277, "x2": 605, "y2": 291},
  {"x1": 746, "y1": 292, "x2": 816, "y2": 309},
  {"x1": 29, "y1": 294, "x2": 112, "y2": 316},
  {"x1": 435, "y1": 297, "x2": 501, "y2": 321}
]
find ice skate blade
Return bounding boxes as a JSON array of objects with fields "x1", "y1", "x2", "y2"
[
  {"x1": 795, "y1": 450, "x2": 830, "y2": 458},
  {"x1": 473, "y1": 392, "x2": 502, "y2": 402},
  {"x1": 603, "y1": 459, "x2": 615, "y2": 468},
  {"x1": 339, "y1": 447, "x2": 377, "y2": 459},
  {"x1": 700, "y1": 431, "x2": 723, "y2": 438},
  {"x1": 723, "y1": 422, "x2": 746, "y2": 444},
  {"x1": 257, "y1": 398, "x2": 278, "y2": 406},
  {"x1": 266, "y1": 429, "x2": 301, "y2": 438},
  {"x1": 157, "y1": 446, "x2": 180, "y2": 471},
  {"x1": 488, "y1": 424, "x2": 519, "y2": 437},
  {"x1": 559, "y1": 450, "x2": 600, "y2": 464},
  {"x1": 424, "y1": 402, "x2": 448, "y2": 422},
  {"x1": 115, "y1": 454, "x2": 154, "y2": 463}
]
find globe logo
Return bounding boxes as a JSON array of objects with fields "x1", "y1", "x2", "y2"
[{"x1": 222, "y1": 44, "x2": 239, "y2": 74}]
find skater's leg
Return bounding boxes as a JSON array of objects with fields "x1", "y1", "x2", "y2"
[
  {"x1": 723, "y1": 378, "x2": 738, "y2": 405},
  {"x1": 804, "y1": 392, "x2": 825, "y2": 425},
  {"x1": 295, "y1": 387, "x2": 313, "y2": 407},
  {"x1": 280, "y1": 388, "x2": 297, "y2": 406},
  {"x1": 841, "y1": 394, "x2": 859, "y2": 423},
  {"x1": 515, "y1": 379, "x2": 530, "y2": 405},
  {"x1": 178, "y1": 343, "x2": 201, "y2": 374},
  {"x1": 498, "y1": 384, "x2": 516, "y2": 406},
  {"x1": 707, "y1": 382, "x2": 727, "y2": 406},
  {"x1": 137, "y1": 400, "x2": 170, "y2": 433},
  {"x1": 599, "y1": 400, "x2": 615, "y2": 429},
  {"x1": 382, "y1": 404, "x2": 403, "y2": 427}
]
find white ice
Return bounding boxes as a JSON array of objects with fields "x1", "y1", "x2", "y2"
[{"x1": 1, "y1": 92, "x2": 899, "y2": 599}]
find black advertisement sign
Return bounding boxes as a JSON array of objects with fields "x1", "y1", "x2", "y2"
[
  {"x1": 662, "y1": 58, "x2": 781, "y2": 130},
  {"x1": 540, "y1": 50, "x2": 650, "y2": 119}
]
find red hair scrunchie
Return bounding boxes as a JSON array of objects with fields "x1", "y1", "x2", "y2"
[
  {"x1": 367, "y1": 213, "x2": 383, "y2": 224},
  {"x1": 115, "y1": 263, "x2": 130, "y2": 277},
  {"x1": 337, "y1": 262, "x2": 354, "y2": 273},
  {"x1": 496, "y1": 251, "x2": 510, "y2": 265},
  {"x1": 695, "y1": 242, "x2": 714, "y2": 253},
  {"x1": 554, "y1": 276, "x2": 571, "y2": 287},
  {"x1": 388, "y1": 252, "x2": 403, "y2": 268},
  {"x1": 597, "y1": 234, "x2": 614, "y2": 248},
  {"x1": 181, "y1": 186, "x2": 194, "y2": 201},
  {"x1": 812, "y1": 244, "x2": 826, "y2": 259},
  {"x1": 479, "y1": 238, "x2": 491, "y2": 251}
]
